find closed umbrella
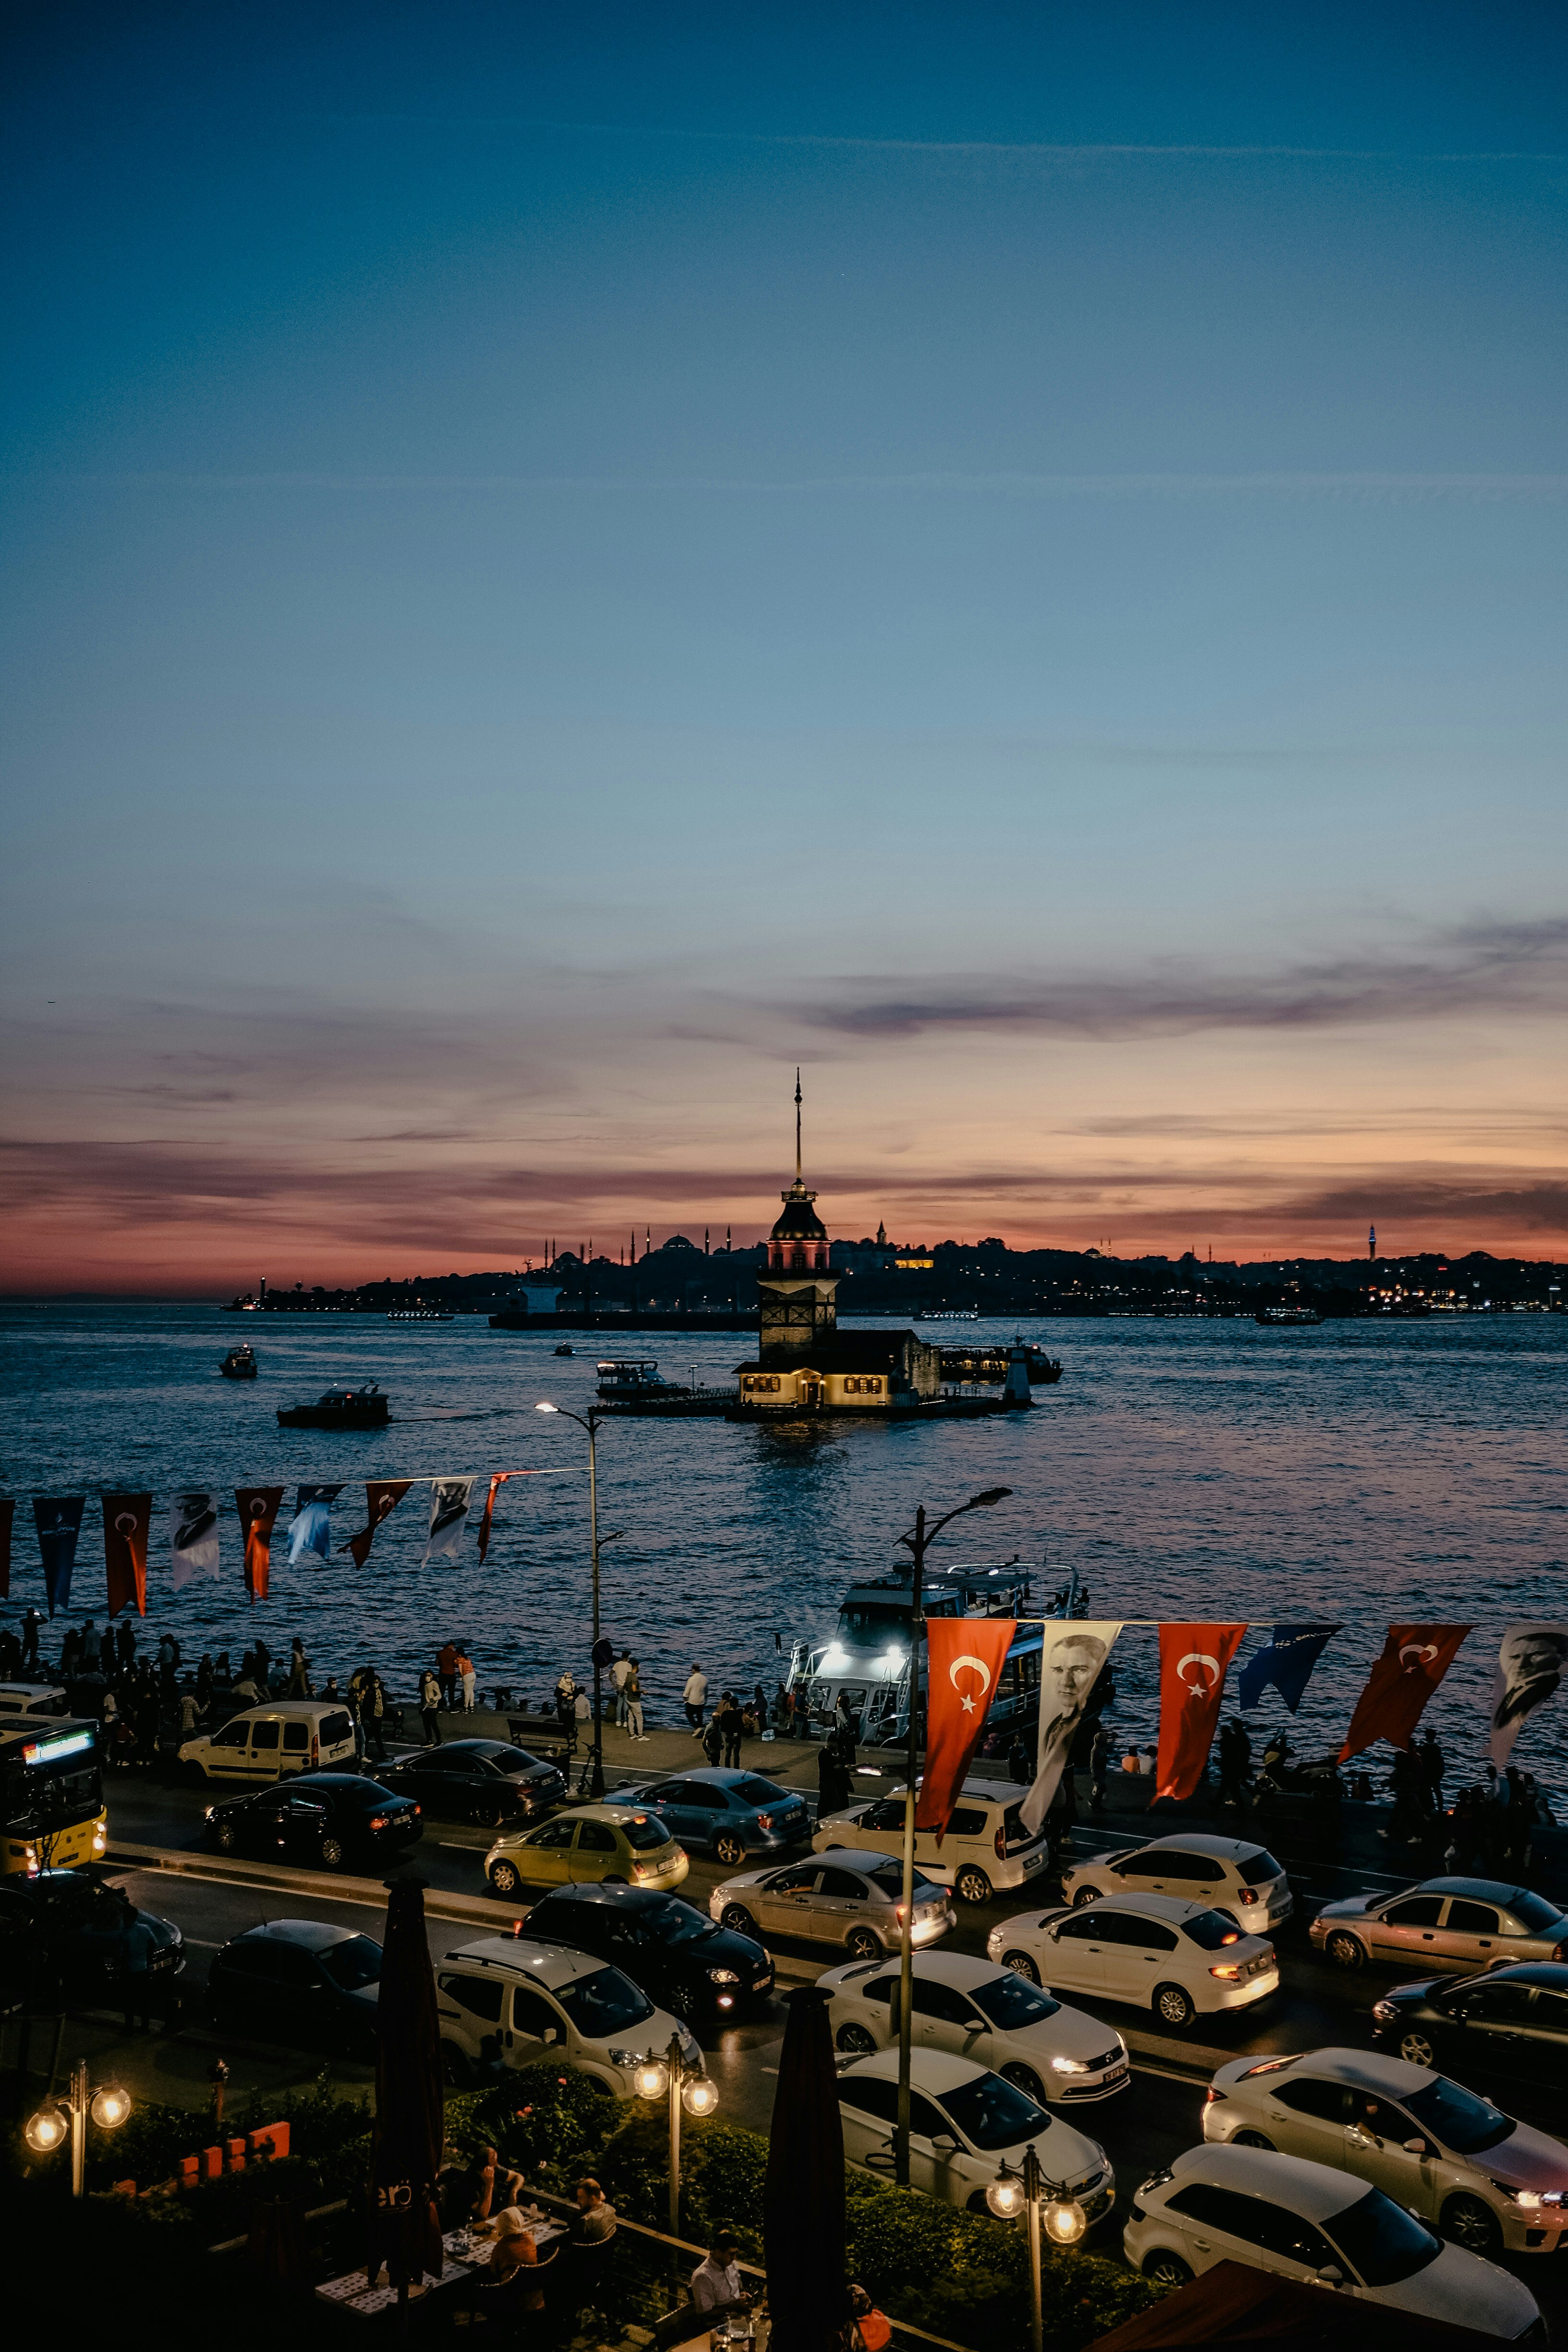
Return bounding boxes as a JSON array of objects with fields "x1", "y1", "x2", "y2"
[
  {"x1": 368, "y1": 1876, "x2": 444, "y2": 2300},
  {"x1": 764, "y1": 1984, "x2": 847, "y2": 2352}
]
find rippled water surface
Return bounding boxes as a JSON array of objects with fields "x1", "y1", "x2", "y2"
[{"x1": 2, "y1": 1302, "x2": 1564, "y2": 1799}]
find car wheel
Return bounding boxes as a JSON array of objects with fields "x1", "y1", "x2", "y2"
[
  {"x1": 1143, "y1": 2250, "x2": 1192, "y2": 2288},
  {"x1": 1442, "y1": 2194, "x2": 1503, "y2": 2259},
  {"x1": 441, "y1": 2041, "x2": 473, "y2": 2087},
  {"x1": 668, "y1": 1981, "x2": 700, "y2": 2023},
  {"x1": 721, "y1": 1904, "x2": 758, "y2": 1937},
  {"x1": 1325, "y1": 1931, "x2": 1366, "y2": 1969},
  {"x1": 489, "y1": 1859, "x2": 522, "y2": 1896},
  {"x1": 1233, "y1": 2129, "x2": 1275, "y2": 2150},
  {"x1": 1397, "y1": 2030, "x2": 1436, "y2": 2069},
  {"x1": 215, "y1": 1819, "x2": 238, "y2": 1852},
  {"x1": 480, "y1": 1797, "x2": 506, "y2": 1828},
  {"x1": 714, "y1": 1832, "x2": 748, "y2": 1867},
  {"x1": 954, "y1": 1865, "x2": 993, "y2": 1906},
  {"x1": 1001, "y1": 2062, "x2": 1046, "y2": 2104},
  {"x1": 836, "y1": 2022, "x2": 878, "y2": 2055},
  {"x1": 319, "y1": 1836, "x2": 346, "y2": 1869},
  {"x1": 181, "y1": 1761, "x2": 207, "y2": 1786},
  {"x1": 1002, "y1": 1950, "x2": 1041, "y2": 1985},
  {"x1": 1153, "y1": 1982, "x2": 1196, "y2": 2031},
  {"x1": 846, "y1": 1926, "x2": 883, "y2": 1960},
  {"x1": 1071, "y1": 1886, "x2": 1101, "y2": 1908}
]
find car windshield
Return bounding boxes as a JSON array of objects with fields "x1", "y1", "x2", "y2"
[
  {"x1": 620, "y1": 1816, "x2": 674, "y2": 1852},
  {"x1": 1181, "y1": 1910, "x2": 1246, "y2": 1951},
  {"x1": 734, "y1": 1778, "x2": 789, "y2": 1806},
  {"x1": 644, "y1": 1899, "x2": 719, "y2": 1945},
  {"x1": 864, "y1": 1860, "x2": 943, "y2": 1901},
  {"x1": 1402, "y1": 2076, "x2": 1515, "y2": 2154},
  {"x1": 939, "y1": 2071, "x2": 1054, "y2": 2152},
  {"x1": 1505, "y1": 1889, "x2": 1565, "y2": 1932},
  {"x1": 1324, "y1": 2187, "x2": 1443, "y2": 2287},
  {"x1": 552, "y1": 1965, "x2": 654, "y2": 2038},
  {"x1": 971, "y1": 1973, "x2": 1062, "y2": 2027},
  {"x1": 318, "y1": 1935, "x2": 382, "y2": 1991},
  {"x1": 1236, "y1": 1850, "x2": 1282, "y2": 1881}
]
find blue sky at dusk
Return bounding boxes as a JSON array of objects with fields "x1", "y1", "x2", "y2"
[{"x1": 3, "y1": 3, "x2": 1564, "y2": 1286}]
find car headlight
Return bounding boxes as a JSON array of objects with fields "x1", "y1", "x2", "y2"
[
  {"x1": 204, "y1": 1807, "x2": 217, "y2": 1821},
  {"x1": 708, "y1": 1968, "x2": 740, "y2": 1985},
  {"x1": 1051, "y1": 2056, "x2": 1090, "y2": 2073},
  {"x1": 1139, "y1": 2167, "x2": 1174, "y2": 2195},
  {"x1": 1372, "y1": 2000, "x2": 1396, "y2": 2021},
  {"x1": 610, "y1": 2048, "x2": 646, "y2": 2070}
]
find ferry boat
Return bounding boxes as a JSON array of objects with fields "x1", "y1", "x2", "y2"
[
  {"x1": 595, "y1": 1358, "x2": 682, "y2": 1400},
  {"x1": 387, "y1": 1310, "x2": 453, "y2": 1322},
  {"x1": 276, "y1": 1382, "x2": 390, "y2": 1430},
  {"x1": 1255, "y1": 1306, "x2": 1323, "y2": 1327},
  {"x1": 786, "y1": 1559, "x2": 1048, "y2": 1751},
  {"x1": 220, "y1": 1344, "x2": 258, "y2": 1380}
]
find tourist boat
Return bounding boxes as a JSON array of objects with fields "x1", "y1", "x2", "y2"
[
  {"x1": 917, "y1": 1308, "x2": 980, "y2": 1321},
  {"x1": 939, "y1": 1343, "x2": 1063, "y2": 1386},
  {"x1": 785, "y1": 1559, "x2": 1049, "y2": 1751},
  {"x1": 1255, "y1": 1306, "x2": 1323, "y2": 1327},
  {"x1": 386, "y1": 1310, "x2": 453, "y2": 1322},
  {"x1": 595, "y1": 1358, "x2": 682, "y2": 1400},
  {"x1": 276, "y1": 1383, "x2": 390, "y2": 1429},
  {"x1": 220, "y1": 1344, "x2": 258, "y2": 1380}
]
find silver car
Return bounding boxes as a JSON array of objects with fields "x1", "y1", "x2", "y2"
[
  {"x1": 708, "y1": 1845, "x2": 954, "y2": 1959},
  {"x1": 1311, "y1": 1877, "x2": 1568, "y2": 1973}
]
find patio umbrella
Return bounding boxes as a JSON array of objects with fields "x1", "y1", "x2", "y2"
[
  {"x1": 764, "y1": 1984, "x2": 847, "y2": 2352},
  {"x1": 368, "y1": 1875, "x2": 444, "y2": 2296}
]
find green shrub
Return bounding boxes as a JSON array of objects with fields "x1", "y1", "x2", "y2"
[{"x1": 445, "y1": 2059, "x2": 620, "y2": 2185}]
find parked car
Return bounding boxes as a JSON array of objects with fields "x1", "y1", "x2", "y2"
[
  {"x1": 1372, "y1": 1962, "x2": 1568, "y2": 2101},
  {"x1": 207, "y1": 1919, "x2": 382, "y2": 2056},
  {"x1": 178, "y1": 1701, "x2": 358, "y2": 1783},
  {"x1": 0, "y1": 1683, "x2": 70, "y2": 1717},
  {"x1": 620, "y1": 1768, "x2": 810, "y2": 1864},
  {"x1": 434, "y1": 1933, "x2": 702, "y2": 2095},
  {"x1": 1311, "y1": 1877, "x2": 1568, "y2": 1974},
  {"x1": 483, "y1": 1802, "x2": 688, "y2": 1898},
  {"x1": 1124, "y1": 2142, "x2": 1543, "y2": 2340},
  {"x1": 819, "y1": 1948, "x2": 1128, "y2": 2107},
  {"x1": 837, "y1": 2047, "x2": 1115, "y2": 2222},
  {"x1": 522, "y1": 1884, "x2": 773, "y2": 2022},
  {"x1": 710, "y1": 1847, "x2": 954, "y2": 1959},
  {"x1": 1203, "y1": 2045, "x2": 1568, "y2": 2258},
  {"x1": 1060, "y1": 1833, "x2": 1292, "y2": 1934},
  {"x1": 376, "y1": 1739, "x2": 566, "y2": 1826},
  {"x1": 203, "y1": 1773, "x2": 422, "y2": 1869},
  {"x1": 988, "y1": 1893, "x2": 1277, "y2": 2032},
  {"x1": 813, "y1": 1780, "x2": 1050, "y2": 1905},
  {"x1": 0, "y1": 1870, "x2": 183, "y2": 2007}
]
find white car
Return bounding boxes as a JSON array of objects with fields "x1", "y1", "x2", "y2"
[
  {"x1": 1061, "y1": 1832, "x2": 1293, "y2": 1933},
  {"x1": 1204, "y1": 2046, "x2": 1568, "y2": 2259},
  {"x1": 837, "y1": 2046, "x2": 1115, "y2": 2224},
  {"x1": 0, "y1": 1684, "x2": 70, "y2": 1718},
  {"x1": 433, "y1": 1934, "x2": 703, "y2": 2098},
  {"x1": 1125, "y1": 2142, "x2": 1543, "y2": 2341},
  {"x1": 813, "y1": 1781, "x2": 1050, "y2": 1905},
  {"x1": 819, "y1": 1949, "x2": 1128, "y2": 2107},
  {"x1": 986, "y1": 1892, "x2": 1277, "y2": 2032},
  {"x1": 178, "y1": 1701, "x2": 358, "y2": 1782},
  {"x1": 710, "y1": 1847, "x2": 954, "y2": 1958}
]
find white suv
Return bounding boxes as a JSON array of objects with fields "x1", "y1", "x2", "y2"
[
  {"x1": 434, "y1": 1935, "x2": 701, "y2": 2097},
  {"x1": 814, "y1": 1781, "x2": 1050, "y2": 1905},
  {"x1": 1061, "y1": 1834, "x2": 1292, "y2": 1933}
]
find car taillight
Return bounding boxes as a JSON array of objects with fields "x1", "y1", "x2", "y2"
[
  {"x1": 1238, "y1": 1887, "x2": 1257, "y2": 1905},
  {"x1": 995, "y1": 1828, "x2": 1007, "y2": 1858},
  {"x1": 1204, "y1": 2087, "x2": 1226, "y2": 2104},
  {"x1": 1210, "y1": 1963, "x2": 1242, "y2": 1980},
  {"x1": 756, "y1": 1813, "x2": 773, "y2": 1829},
  {"x1": 1555, "y1": 1942, "x2": 1568, "y2": 1964},
  {"x1": 413, "y1": 1803, "x2": 421, "y2": 1816},
  {"x1": 368, "y1": 1815, "x2": 389, "y2": 1830},
  {"x1": 311, "y1": 1737, "x2": 319, "y2": 1764}
]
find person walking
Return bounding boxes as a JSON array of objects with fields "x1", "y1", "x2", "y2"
[
  {"x1": 1089, "y1": 1722, "x2": 1112, "y2": 1809},
  {"x1": 683, "y1": 1663, "x2": 709, "y2": 1732},
  {"x1": 287, "y1": 1638, "x2": 312, "y2": 1698},
  {"x1": 700, "y1": 1711, "x2": 723, "y2": 1767},
  {"x1": 419, "y1": 1667, "x2": 443, "y2": 1746},
  {"x1": 555, "y1": 1673, "x2": 577, "y2": 1750},
  {"x1": 1417, "y1": 1727, "x2": 1445, "y2": 1813},
  {"x1": 612, "y1": 1650, "x2": 634, "y2": 1727},
  {"x1": 458, "y1": 1648, "x2": 477, "y2": 1712},
  {"x1": 177, "y1": 1689, "x2": 199, "y2": 1740},
  {"x1": 717, "y1": 1690, "x2": 745, "y2": 1768},
  {"x1": 625, "y1": 1657, "x2": 647, "y2": 1740},
  {"x1": 438, "y1": 1641, "x2": 459, "y2": 1712},
  {"x1": 21, "y1": 1608, "x2": 43, "y2": 1669},
  {"x1": 116, "y1": 1618, "x2": 135, "y2": 1673}
]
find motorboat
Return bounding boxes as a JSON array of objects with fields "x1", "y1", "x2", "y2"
[
  {"x1": 386, "y1": 1310, "x2": 453, "y2": 1321},
  {"x1": 554, "y1": 1343, "x2": 576, "y2": 1356},
  {"x1": 785, "y1": 1559, "x2": 1045, "y2": 1750},
  {"x1": 1255, "y1": 1306, "x2": 1323, "y2": 1326},
  {"x1": 220, "y1": 1344, "x2": 258, "y2": 1380},
  {"x1": 595, "y1": 1358, "x2": 681, "y2": 1399},
  {"x1": 276, "y1": 1383, "x2": 390, "y2": 1430}
]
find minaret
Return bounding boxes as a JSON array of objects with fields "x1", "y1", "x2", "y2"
[{"x1": 757, "y1": 1068, "x2": 839, "y2": 1360}]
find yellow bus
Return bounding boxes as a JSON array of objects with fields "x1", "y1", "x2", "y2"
[{"x1": 1, "y1": 1718, "x2": 107, "y2": 1875}]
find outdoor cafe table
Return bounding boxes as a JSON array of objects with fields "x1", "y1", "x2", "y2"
[{"x1": 315, "y1": 2217, "x2": 565, "y2": 2318}]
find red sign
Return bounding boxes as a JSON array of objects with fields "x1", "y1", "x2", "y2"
[
  {"x1": 342, "y1": 1480, "x2": 414, "y2": 1571},
  {"x1": 916, "y1": 1616, "x2": 1018, "y2": 1841},
  {"x1": 1339, "y1": 1625, "x2": 1470, "y2": 1760},
  {"x1": 102, "y1": 1494, "x2": 151, "y2": 1618},
  {"x1": 235, "y1": 1487, "x2": 284, "y2": 1604},
  {"x1": 1156, "y1": 1623, "x2": 1247, "y2": 1801}
]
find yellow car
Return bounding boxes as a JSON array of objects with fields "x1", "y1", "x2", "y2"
[{"x1": 484, "y1": 1802, "x2": 688, "y2": 1899}]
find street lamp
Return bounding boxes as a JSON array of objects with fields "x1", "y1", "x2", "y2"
[
  {"x1": 893, "y1": 1485, "x2": 1011, "y2": 2188},
  {"x1": 986, "y1": 2145, "x2": 1084, "y2": 2352},
  {"x1": 26, "y1": 2059, "x2": 132, "y2": 2196},
  {"x1": 634, "y1": 2031, "x2": 718, "y2": 2232},
  {"x1": 536, "y1": 1398, "x2": 609, "y2": 1798}
]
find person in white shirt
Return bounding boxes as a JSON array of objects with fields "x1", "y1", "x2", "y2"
[
  {"x1": 683, "y1": 1665, "x2": 709, "y2": 1733},
  {"x1": 690, "y1": 2234, "x2": 748, "y2": 2315},
  {"x1": 612, "y1": 1650, "x2": 634, "y2": 1725}
]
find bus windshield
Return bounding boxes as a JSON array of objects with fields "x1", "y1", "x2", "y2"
[{"x1": 1, "y1": 1721, "x2": 105, "y2": 1869}]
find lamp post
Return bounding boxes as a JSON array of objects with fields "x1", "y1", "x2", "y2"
[
  {"x1": 26, "y1": 2058, "x2": 131, "y2": 2197},
  {"x1": 987, "y1": 2144, "x2": 1085, "y2": 2352},
  {"x1": 535, "y1": 1399, "x2": 608, "y2": 1798},
  {"x1": 632, "y1": 2032, "x2": 719, "y2": 2234},
  {"x1": 893, "y1": 1485, "x2": 1011, "y2": 2189}
]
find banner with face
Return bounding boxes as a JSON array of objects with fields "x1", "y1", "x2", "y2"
[
  {"x1": 423, "y1": 1477, "x2": 476, "y2": 1563},
  {"x1": 1019, "y1": 1621, "x2": 1123, "y2": 1834},
  {"x1": 102, "y1": 1494, "x2": 151, "y2": 1617},
  {"x1": 1490, "y1": 1624, "x2": 1568, "y2": 1766},
  {"x1": 170, "y1": 1491, "x2": 221, "y2": 1589},
  {"x1": 1156, "y1": 1623, "x2": 1248, "y2": 1801}
]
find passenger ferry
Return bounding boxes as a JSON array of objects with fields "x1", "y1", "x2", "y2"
[
  {"x1": 786, "y1": 1559, "x2": 1050, "y2": 1751},
  {"x1": 595, "y1": 1358, "x2": 682, "y2": 1399}
]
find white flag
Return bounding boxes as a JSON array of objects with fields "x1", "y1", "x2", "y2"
[
  {"x1": 423, "y1": 1477, "x2": 476, "y2": 1563},
  {"x1": 1490, "y1": 1623, "x2": 1568, "y2": 1766},
  {"x1": 170, "y1": 1491, "x2": 221, "y2": 1589},
  {"x1": 1020, "y1": 1620, "x2": 1124, "y2": 1834}
]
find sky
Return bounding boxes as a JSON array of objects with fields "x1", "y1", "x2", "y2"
[{"x1": 2, "y1": 1, "x2": 1565, "y2": 1290}]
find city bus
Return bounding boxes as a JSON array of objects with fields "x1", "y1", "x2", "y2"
[{"x1": 0, "y1": 1717, "x2": 107, "y2": 1875}]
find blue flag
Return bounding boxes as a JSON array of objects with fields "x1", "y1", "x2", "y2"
[
  {"x1": 1237, "y1": 1622, "x2": 1341, "y2": 1715},
  {"x1": 288, "y1": 1483, "x2": 343, "y2": 1567},
  {"x1": 33, "y1": 1495, "x2": 85, "y2": 1617}
]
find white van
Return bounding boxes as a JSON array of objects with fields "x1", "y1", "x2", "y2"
[
  {"x1": 178, "y1": 1702, "x2": 357, "y2": 1783},
  {"x1": 813, "y1": 1779, "x2": 1050, "y2": 1906},
  {"x1": 435, "y1": 1935, "x2": 701, "y2": 2097}
]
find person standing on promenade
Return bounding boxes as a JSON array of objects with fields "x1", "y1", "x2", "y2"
[
  {"x1": 612, "y1": 1650, "x2": 634, "y2": 1726},
  {"x1": 1089, "y1": 1722, "x2": 1112, "y2": 1809},
  {"x1": 21, "y1": 1608, "x2": 42, "y2": 1669},
  {"x1": 717, "y1": 1690, "x2": 745, "y2": 1768},
  {"x1": 459, "y1": 1647, "x2": 477, "y2": 1712},
  {"x1": 555, "y1": 1672, "x2": 577, "y2": 1748},
  {"x1": 438, "y1": 1641, "x2": 459, "y2": 1711},
  {"x1": 1417, "y1": 1727, "x2": 1445, "y2": 1813},
  {"x1": 625, "y1": 1657, "x2": 647, "y2": 1740},
  {"x1": 683, "y1": 1663, "x2": 708, "y2": 1732},
  {"x1": 287, "y1": 1638, "x2": 312, "y2": 1697},
  {"x1": 363, "y1": 1666, "x2": 388, "y2": 1762},
  {"x1": 419, "y1": 1666, "x2": 443, "y2": 1745}
]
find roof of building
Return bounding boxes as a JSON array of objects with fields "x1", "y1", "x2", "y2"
[
  {"x1": 771, "y1": 1179, "x2": 828, "y2": 1243},
  {"x1": 735, "y1": 1332, "x2": 924, "y2": 1375}
]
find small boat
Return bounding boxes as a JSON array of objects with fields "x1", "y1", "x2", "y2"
[
  {"x1": 276, "y1": 1383, "x2": 390, "y2": 1429},
  {"x1": 1255, "y1": 1306, "x2": 1323, "y2": 1327},
  {"x1": 386, "y1": 1310, "x2": 453, "y2": 1322},
  {"x1": 596, "y1": 1358, "x2": 680, "y2": 1399},
  {"x1": 220, "y1": 1344, "x2": 258, "y2": 1380},
  {"x1": 553, "y1": 1343, "x2": 576, "y2": 1356}
]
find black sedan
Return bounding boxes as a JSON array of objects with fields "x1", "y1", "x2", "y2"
[
  {"x1": 204, "y1": 1772, "x2": 422, "y2": 1869},
  {"x1": 1372, "y1": 1961, "x2": 1568, "y2": 2098},
  {"x1": 0, "y1": 1869, "x2": 184, "y2": 2009},
  {"x1": 377, "y1": 1738, "x2": 567, "y2": 1826},
  {"x1": 208, "y1": 1919, "x2": 382, "y2": 2055},
  {"x1": 523, "y1": 1883, "x2": 774, "y2": 2023}
]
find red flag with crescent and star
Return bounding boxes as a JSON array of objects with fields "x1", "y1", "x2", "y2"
[
  {"x1": 341, "y1": 1480, "x2": 414, "y2": 1571},
  {"x1": 916, "y1": 1616, "x2": 1018, "y2": 1841},
  {"x1": 1156, "y1": 1623, "x2": 1248, "y2": 1801},
  {"x1": 235, "y1": 1486, "x2": 285, "y2": 1604},
  {"x1": 102, "y1": 1494, "x2": 151, "y2": 1617},
  {"x1": 1339, "y1": 1624, "x2": 1471, "y2": 1761}
]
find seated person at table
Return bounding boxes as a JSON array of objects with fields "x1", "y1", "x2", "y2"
[
  {"x1": 847, "y1": 2284, "x2": 891, "y2": 2352},
  {"x1": 571, "y1": 2177, "x2": 617, "y2": 2243},
  {"x1": 691, "y1": 2232, "x2": 749, "y2": 2317},
  {"x1": 452, "y1": 2144, "x2": 525, "y2": 2225},
  {"x1": 482, "y1": 2208, "x2": 546, "y2": 2303}
]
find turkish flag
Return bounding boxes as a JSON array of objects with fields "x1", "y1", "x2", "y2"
[
  {"x1": 1156, "y1": 1623, "x2": 1247, "y2": 1801},
  {"x1": 1340, "y1": 1625, "x2": 1470, "y2": 1761},
  {"x1": 916, "y1": 1616, "x2": 1018, "y2": 1841},
  {"x1": 341, "y1": 1480, "x2": 414, "y2": 1570},
  {"x1": 235, "y1": 1486, "x2": 284, "y2": 1604},
  {"x1": 102, "y1": 1494, "x2": 151, "y2": 1617},
  {"x1": 477, "y1": 1474, "x2": 511, "y2": 1565}
]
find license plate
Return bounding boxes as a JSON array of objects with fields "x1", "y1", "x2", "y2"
[
  {"x1": 1022, "y1": 1850, "x2": 1043, "y2": 1873},
  {"x1": 1102, "y1": 2059, "x2": 1127, "y2": 2079}
]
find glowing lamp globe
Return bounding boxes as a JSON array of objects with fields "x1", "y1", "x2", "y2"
[
  {"x1": 633, "y1": 2058, "x2": 669, "y2": 2101},
  {"x1": 985, "y1": 2168, "x2": 1025, "y2": 2219},
  {"x1": 24, "y1": 2101, "x2": 69, "y2": 2154},
  {"x1": 91, "y1": 2082, "x2": 132, "y2": 2130},
  {"x1": 681, "y1": 2075, "x2": 720, "y2": 2118},
  {"x1": 1043, "y1": 2195, "x2": 1087, "y2": 2245}
]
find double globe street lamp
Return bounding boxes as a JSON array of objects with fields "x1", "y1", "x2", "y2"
[
  {"x1": 26, "y1": 2058, "x2": 132, "y2": 2197},
  {"x1": 986, "y1": 2143, "x2": 1086, "y2": 2352},
  {"x1": 632, "y1": 2033, "x2": 720, "y2": 2233}
]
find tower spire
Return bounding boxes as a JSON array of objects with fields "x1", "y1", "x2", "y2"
[{"x1": 795, "y1": 1066, "x2": 802, "y2": 1184}]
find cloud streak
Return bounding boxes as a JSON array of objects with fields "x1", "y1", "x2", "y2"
[{"x1": 28, "y1": 472, "x2": 1568, "y2": 504}]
